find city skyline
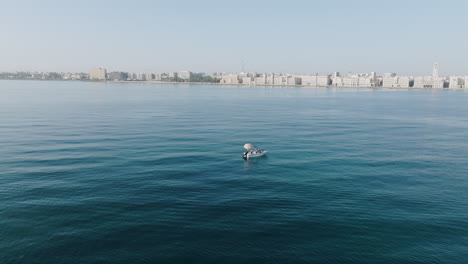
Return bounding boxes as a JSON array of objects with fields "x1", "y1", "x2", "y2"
[
  {"x1": 4, "y1": 63, "x2": 468, "y2": 89},
  {"x1": 1, "y1": 0, "x2": 468, "y2": 75}
]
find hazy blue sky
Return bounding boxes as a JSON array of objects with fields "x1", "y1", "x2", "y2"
[{"x1": 1, "y1": 0, "x2": 467, "y2": 75}]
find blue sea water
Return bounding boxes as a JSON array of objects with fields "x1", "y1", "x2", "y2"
[{"x1": 1, "y1": 80, "x2": 468, "y2": 263}]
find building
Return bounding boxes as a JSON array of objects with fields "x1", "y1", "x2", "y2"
[
  {"x1": 398, "y1": 77, "x2": 411, "y2": 88},
  {"x1": 449, "y1": 77, "x2": 464, "y2": 89},
  {"x1": 411, "y1": 63, "x2": 447, "y2": 88},
  {"x1": 255, "y1": 75, "x2": 266, "y2": 85},
  {"x1": 382, "y1": 75, "x2": 412, "y2": 88},
  {"x1": 135, "y1": 72, "x2": 146, "y2": 81},
  {"x1": 273, "y1": 75, "x2": 287, "y2": 86},
  {"x1": 178, "y1": 71, "x2": 192, "y2": 80},
  {"x1": 266, "y1": 74, "x2": 275, "y2": 85},
  {"x1": 108, "y1": 72, "x2": 128, "y2": 81},
  {"x1": 333, "y1": 73, "x2": 377, "y2": 87},
  {"x1": 331, "y1": 72, "x2": 342, "y2": 87},
  {"x1": 144, "y1": 73, "x2": 152, "y2": 81},
  {"x1": 220, "y1": 74, "x2": 239, "y2": 84},
  {"x1": 413, "y1": 76, "x2": 434, "y2": 88},
  {"x1": 242, "y1": 77, "x2": 254, "y2": 85},
  {"x1": 301, "y1": 74, "x2": 331, "y2": 87},
  {"x1": 433, "y1": 63, "x2": 439, "y2": 79},
  {"x1": 301, "y1": 75, "x2": 315, "y2": 86},
  {"x1": 168, "y1": 72, "x2": 178, "y2": 80},
  {"x1": 317, "y1": 75, "x2": 331, "y2": 86},
  {"x1": 341, "y1": 76, "x2": 359, "y2": 87},
  {"x1": 153, "y1": 73, "x2": 162, "y2": 81},
  {"x1": 300, "y1": 74, "x2": 332, "y2": 87},
  {"x1": 89, "y1": 67, "x2": 107, "y2": 80},
  {"x1": 287, "y1": 76, "x2": 301, "y2": 86}
]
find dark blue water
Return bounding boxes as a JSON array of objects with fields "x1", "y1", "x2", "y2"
[{"x1": 1, "y1": 80, "x2": 468, "y2": 263}]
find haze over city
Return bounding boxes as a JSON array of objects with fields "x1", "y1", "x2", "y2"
[{"x1": 2, "y1": 0, "x2": 468, "y2": 75}]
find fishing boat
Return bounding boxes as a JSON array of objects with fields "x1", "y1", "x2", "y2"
[{"x1": 243, "y1": 143, "x2": 267, "y2": 159}]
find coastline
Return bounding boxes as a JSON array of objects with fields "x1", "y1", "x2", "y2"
[
  {"x1": 0, "y1": 78, "x2": 465, "y2": 91},
  {"x1": 113, "y1": 80, "x2": 462, "y2": 91}
]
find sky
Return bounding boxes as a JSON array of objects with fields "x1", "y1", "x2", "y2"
[{"x1": 1, "y1": 0, "x2": 468, "y2": 75}]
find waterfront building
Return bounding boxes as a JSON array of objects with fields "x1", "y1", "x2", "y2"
[
  {"x1": 220, "y1": 74, "x2": 239, "y2": 84},
  {"x1": 255, "y1": 75, "x2": 266, "y2": 85},
  {"x1": 136, "y1": 72, "x2": 146, "y2": 81},
  {"x1": 317, "y1": 75, "x2": 331, "y2": 86},
  {"x1": 413, "y1": 76, "x2": 435, "y2": 88},
  {"x1": 358, "y1": 77, "x2": 373, "y2": 87},
  {"x1": 300, "y1": 75, "x2": 315, "y2": 86},
  {"x1": 152, "y1": 73, "x2": 161, "y2": 81},
  {"x1": 178, "y1": 71, "x2": 192, "y2": 80},
  {"x1": 332, "y1": 72, "x2": 342, "y2": 87},
  {"x1": 433, "y1": 63, "x2": 439, "y2": 79},
  {"x1": 333, "y1": 73, "x2": 377, "y2": 88},
  {"x1": 168, "y1": 72, "x2": 178, "y2": 80},
  {"x1": 382, "y1": 76, "x2": 396, "y2": 87},
  {"x1": 433, "y1": 77, "x2": 445, "y2": 89},
  {"x1": 273, "y1": 75, "x2": 287, "y2": 86},
  {"x1": 411, "y1": 63, "x2": 446, "y2": 88},
  {"x1": 108, "y1": 72, "x2": 128, "y2": 81},
  {"x1": 383, "y1": 73, "x2": 397, "y2": 78},
  {"x1": 332, "y1": 77, "x2": 343, "y2": 87},
  {"x1": 287, "y1": 76, "x2": 301, "y2": 86},
  {"x1": 242, "y1": 77, "x2": 254, "y2": 85},
  {"x1": 89, "y1": 67, "x2": 107, "y2": 80},
  {"x1": 301, "y1": 74, "x2": 331, "y2": 87},
  {"x1": 382, "y1": 75, "x2": 411, "y2": 88},
  {"x1": 63, "y1": 72, "x2": 87, "y2": 80},
  {"x1": 449, "y1": 77, "x2": 464, "y2": 89},
  {"x1": 398, "y1": 77, "x2": 411, "y2": 88},
  {"x1": 341, "y1": 76, "x2": 359, "y2": 87},
  {"x1": 145, "y1": 73, "x2": 155, "y2": 81},
  {"x1": 266, "y1": 74, "x2": 274, "y2": 85}
]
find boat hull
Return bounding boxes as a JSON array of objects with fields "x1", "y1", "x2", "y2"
[{"x1": 245, "y1": 151, "x2": 267, "y2": 159}]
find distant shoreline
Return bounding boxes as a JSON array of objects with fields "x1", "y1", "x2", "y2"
[
  {"x1": 113, "y1": 80, "x2": 461, "y2": 91},
  {"x1": 0, "y1": 78, "x2": 465, "y2": 91}
]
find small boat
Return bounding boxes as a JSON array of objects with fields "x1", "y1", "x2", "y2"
[{"x1": 243, "y1": 143, "x2": 267, "y2": 159}]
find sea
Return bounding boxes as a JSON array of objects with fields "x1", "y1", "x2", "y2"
[{"x1": 1, "y1": 80, "x2": 468, "y2": 264}]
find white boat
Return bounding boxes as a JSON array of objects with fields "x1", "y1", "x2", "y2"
[{"x1": 243, "y1": 143, "x2": 267, "y2": 159}]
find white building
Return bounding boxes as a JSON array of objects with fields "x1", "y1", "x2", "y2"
[
  {"x1": 266, "y1": 74, "x2": 275, "y2": 85},
  {"x1": 89, "y1": 67, "x2": 107, "y2": 80},
  {"x1": 382, "y1": 75, "x2": 411, "y2": 88},
  {"x1": 449, "y1": 77, "x2": 464, "y2": 89},
  {"x1": 136, "y1": 72, "x2": 146, "y2": 81},
  {"x1": 255, "y1": 75, "x2": 266, "y2": 85},
  {"x1": 178, "y1": 71, "x2": 192, "y2": 80},
  {"x1": 146, "y1": 73, "x2": 155, "y2": 81},
  {"x1": 154, "y1": 73, "x2": 162, "y2": 81},
  {"x1": 317, "y1": 75, "x2": 331, "y2": 86},
  {"x1": 273, "y1": 75, "x2": 287, "y2": 86},
  {"x1": 300, "y1": 75, "x2": 315, "y2": 86},
  {"x1": 398, "y1": 77, "x2": 411, "y2": 88},
  {"x1": 287, "y1": 76, "x2": 301, "y2": 86},
  {"x1": 168, "y1": 72, "x2": 178, "y2": 79},
  {"x1": 242, "y1": 77, "x2": 254, "y2": 85},
  {"x1": 333, "y1": 73, "x2": 377, "y2": 88},
  {"x1": 413, "y1": 76, "x2": 435, "y2": 88},
  {"x1": 433, "y1": 63, "x2": 439, "y2": 79},
  {"x1": 220, "y1": 74, "x2": 239, "y2": 84},
  {"x1": 301, "y1": 75, "x2": 331, "y2": 87}
]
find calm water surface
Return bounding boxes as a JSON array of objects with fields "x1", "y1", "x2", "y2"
[{"x1": 1, "y1": 80, "x2": 468, "y2": 263}]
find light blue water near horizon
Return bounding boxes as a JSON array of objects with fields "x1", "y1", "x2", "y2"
[{"x1": 1, "y1": 80, "x2": 468, "y2": 263}]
